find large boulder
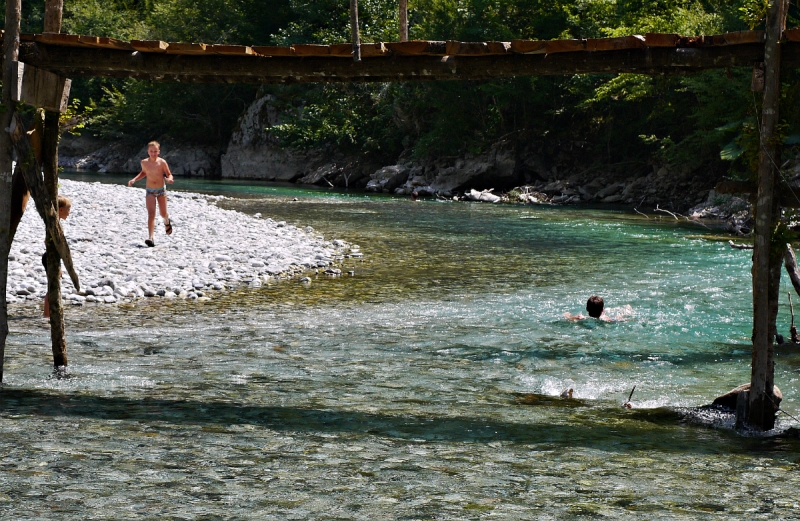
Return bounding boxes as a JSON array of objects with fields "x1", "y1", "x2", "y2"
[
  {"x1": 712, "y1": 383, "x2": 783, "y2": 411},
  {"x1": 428, "y1": 142, "x2": 518, "y2": 194},
  {"x1": 220, "y1": 94, "x2": 311, "y2": 181},
  {"x1": 366, "y1": 165, "x2": 409, "y2": 192}
]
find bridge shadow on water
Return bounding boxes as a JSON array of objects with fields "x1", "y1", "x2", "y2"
[{"x1": 1, "y1": 389, "x2": 798, "y2": 455}]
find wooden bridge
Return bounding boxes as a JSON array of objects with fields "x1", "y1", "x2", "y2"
[
  {"x1": 9, "y1": 29, "x2": 800, "y2": 84},
  {"x1": 0, "y1": 0, "x2": 796, "y2": 432}
]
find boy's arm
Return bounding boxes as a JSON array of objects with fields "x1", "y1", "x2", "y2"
[
  {"x1": 162, "y1": 159, "x2": 174, "y2": 184},
  {"x1": 128, "y1": 171, "x2": 146, "y2": 187}
]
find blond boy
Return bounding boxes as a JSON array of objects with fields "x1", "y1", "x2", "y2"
[{"x1": 128, "y1": 141, "x2": 174, "y2": 247}]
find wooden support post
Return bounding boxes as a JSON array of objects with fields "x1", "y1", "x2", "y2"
[
  {"x1": 350, "y1": 0, "x2": 361, "y2": 62},
  {"x1": 0, "y1": 0, "x2": 22, "y2": 384},
  {"x1": 9, "y1": 114, "x2": 42, "y2": 245},
  {"x1": 7, "y1": 112, "x2": 79, "y2": 288},
  {"x1": 735, "y1": 391, "x2": 749, "y2": 430},
  {"x1": 748, "y1": 0, "x2": 788, "y2": 431},
  {"x1": 399, "y1": 0, "x2": 408, "y2": 42},
  {"x1": 42, "y1": 108, "x2": 66, "y2": 367},
  {"x1": 43, "y1": 0, "x2": 63, "y2": 34},
  {"x1": 42, "y1": 0, "x2": 68, "y2": 369}
]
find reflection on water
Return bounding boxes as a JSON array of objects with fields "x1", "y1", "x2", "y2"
[{"x1": 2, "y1": 173, "x2": 799, "y2": 518}]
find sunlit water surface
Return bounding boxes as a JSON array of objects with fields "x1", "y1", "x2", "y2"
[{"x1": 2, "y1": 173, "x2": 800, "y2": 519}]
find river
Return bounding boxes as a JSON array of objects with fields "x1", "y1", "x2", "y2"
[{"x1": 2, "y1": 173, "x2": 799, "y2": 519}]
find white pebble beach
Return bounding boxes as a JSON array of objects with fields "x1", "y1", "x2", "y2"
[{"x1": 6, "y1": 179, "x2": 351, "y2": 305}]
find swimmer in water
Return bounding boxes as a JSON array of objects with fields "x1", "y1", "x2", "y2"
[{"x1": 563, "y1": 295, "x2": 632, "y2": 322}]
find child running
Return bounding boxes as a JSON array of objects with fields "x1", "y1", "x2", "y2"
[{"x1": 128, "y1": 141, "x2": 174, "y2": 247}]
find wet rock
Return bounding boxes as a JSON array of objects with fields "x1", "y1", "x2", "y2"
[
  {"x1": 466, "y1": 189, "x2": 501, "y2": 203},
  {"x1": 712, "y1": 383, "x2": 782, "y2": 411},
  {"x1": 596, "y1": 182, "x2": 625, "y2": 199},
  {"x1": 366, "y1": 165, "x2": 409, "y2": 193}
]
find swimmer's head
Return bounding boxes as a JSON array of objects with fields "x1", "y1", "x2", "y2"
[{"x1": 586, "y1": 295, "x2": 604, "y2": 318}]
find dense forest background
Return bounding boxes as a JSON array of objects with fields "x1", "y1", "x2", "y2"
[{"x1": 7, "y1": 0, "x2": 800, "y2": 179}]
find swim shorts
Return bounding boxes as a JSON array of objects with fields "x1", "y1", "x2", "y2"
[{"x1": 146, "y1": 186, "x2": 166, "y2": 198}]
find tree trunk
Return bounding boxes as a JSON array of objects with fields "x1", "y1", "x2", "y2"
[
  {"x1": 0, "y1": 0, "x2": 22, "y2": 384},
  {"x1": 748, "y1": 0, "x2": 788, "y2": 431}
]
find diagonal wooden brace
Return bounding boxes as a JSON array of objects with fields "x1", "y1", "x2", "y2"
[{"x1": 7, "y1": 111, "x2": 79, "y2": 291}]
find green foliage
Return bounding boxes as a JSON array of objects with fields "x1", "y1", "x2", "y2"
[
  {"x1": 739, "y1": 0, "x2": 768, "y2": 29},
  {"x1": 60, "y1": 98, "x2": 95, "y2": 136},
  {"x1": 2, "y1": 0, "x2": 798, "y2": 176},
  {"x1": 86, "y1": 81, "x2": 257, "y2": 145},
  {"x1": 270, "y1": 83, "x2": 402, "y2": 156}
]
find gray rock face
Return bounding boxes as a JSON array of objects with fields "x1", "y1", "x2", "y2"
[
  {"x1": 59, "y1": 134, "x2": 221, "y2": 176},
  {"x1": 366, "y1": 165, "x2": 409, "y2": 192},
  {"x1": 428, "y1": 143, "x2": 517, "y2": 194},
  {"x1": 220, "y1": 94, "x2": 311, "y2": 181},
  {"x1": 124, "y1": 143, "x2": 220, "y2": 177}
]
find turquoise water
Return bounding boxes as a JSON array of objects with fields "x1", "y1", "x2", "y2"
[{"x1": 2, "y1": 174, "x2": 800, "y2": 519}]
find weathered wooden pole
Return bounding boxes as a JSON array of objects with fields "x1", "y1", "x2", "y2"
[
  {"x1": 748, "y1": 0, "x2": 789, "y2": 430},
  {"x1": 350, "y1": 0, "x2": 361, "y2": 62},
  {"x1": 399, "y1": 0, "x2": 408, "y2": 42},
  {"x1": 43, "y1": 0, "x2": 62, "y2": 34},
  {"x1": 0, "y1": 0, "x2": 22, "y2": 383},
  {"x1": 42, "y1": 0, "x2": 68, "y2": 369},
  {"x1": 7, "y1": 112, "x2": 79, "y2": 292}
]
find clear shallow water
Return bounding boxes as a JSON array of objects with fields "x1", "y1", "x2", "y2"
[{"x1": 3, "y1": 174, "x2": 800, "y2": 519}]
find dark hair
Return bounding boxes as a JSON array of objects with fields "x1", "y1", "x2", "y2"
[{"x1": 586, "y1": 296, "x2": 604, "y2": 318}]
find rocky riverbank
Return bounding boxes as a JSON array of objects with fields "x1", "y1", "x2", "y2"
[
  {"x1": 60, "y1": 91, "x2": 786, "y2": 231},
  {"x1": 6, "y1": 179, "x2": 356, "y2": 306}
]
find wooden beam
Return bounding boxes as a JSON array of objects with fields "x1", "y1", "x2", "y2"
[
  {"x1": 15, "y1": 41, "x2": 783, "y2": 83},
  {"x1": 209, "y1": 44, "x2": 253, "y2": 56},
  {"x1": 80, "y1": 36, "x2": 133, "y2": 51},
  {"x1": 130, "y1": 40, "x2": 169, "y2": 53},
  {"x1": 11, "y1": 61, "x2": 71, "y2": 112},
  {"x1": 293, "y1": 44, "x2": 330, "y2": 56},
  {"x1": 510, "y1": 40, "x2": 546, "y2": 54},
  {"x1": 252, "y1": 45, "x2": 295, "y2": 57},
  {"x1": 645, "y1": 33, "x2": 679, "y2": 47},
  {"x1": 166, "y1": 42, "x2": 207, "y2": 55},
  {"x1": 446, "y1": 41, "x2": 511, "y2": 55},
  {"x1": 545, "y1": 39, "x2": 586, "y2": 54},
  {"x1": 384, "y1": 40, "x2": 446, "y2": 55},
  {"x1": 586, "y1": 35, "x2": 645, "y2": 52}
]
